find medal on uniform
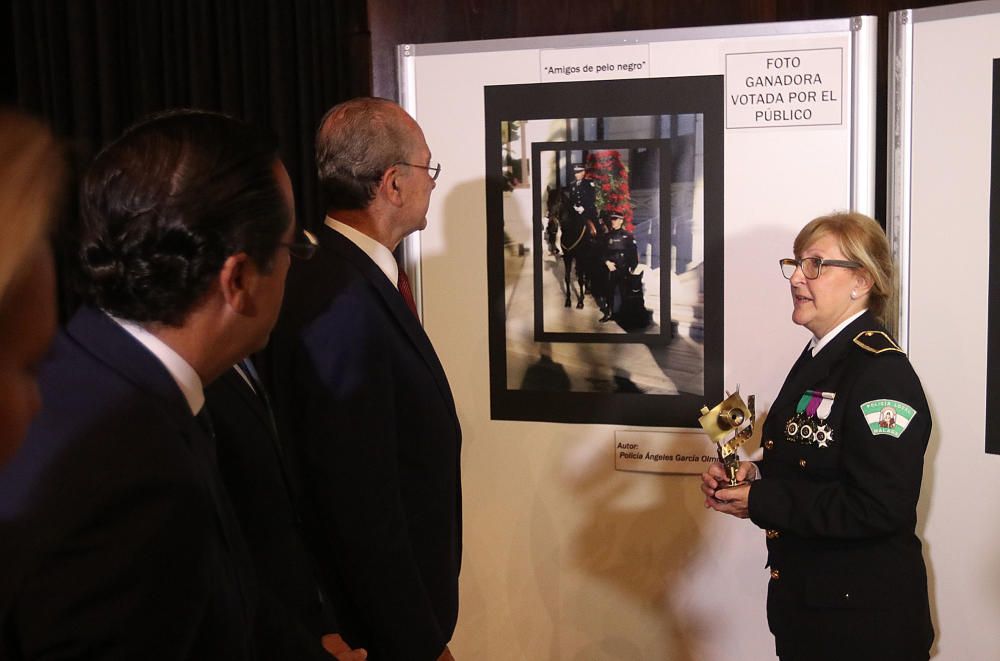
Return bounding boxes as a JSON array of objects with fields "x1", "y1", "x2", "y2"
[
  {"x1": 786, "y1": 390, "x2": 836, "y2": 447},
  {"x1": 785, "y1": 413, "x2": 802, "y2": 440}
]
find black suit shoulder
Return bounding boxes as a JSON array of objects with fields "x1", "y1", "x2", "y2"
[{"x1": 0, "y1": 314, "x2": 254, "y2": 660}]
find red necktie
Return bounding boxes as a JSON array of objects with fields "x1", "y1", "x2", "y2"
[{"x1": 397, "y1": 268, "x2": 419, "y2": 319}]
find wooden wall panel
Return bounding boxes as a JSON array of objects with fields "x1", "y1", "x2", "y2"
[{"x1": 366, "y1": 0, "x2": 970, "y2": 222}]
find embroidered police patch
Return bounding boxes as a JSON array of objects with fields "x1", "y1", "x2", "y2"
[{"x1": 860, "y1": 399, "x2": 917, "y2": 437}]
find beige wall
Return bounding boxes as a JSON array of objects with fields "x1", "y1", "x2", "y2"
[{"x1": 904, "y1": 8, "x2": 1000, "y2": 659}]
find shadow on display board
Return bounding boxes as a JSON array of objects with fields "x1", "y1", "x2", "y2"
[{"x1": 485, "y1": 76, "x2": 724, "y2": 426}]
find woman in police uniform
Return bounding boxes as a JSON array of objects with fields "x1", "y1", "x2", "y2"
[{"x1": 700, "y1": 212, "x2": 933, "y2": 661}]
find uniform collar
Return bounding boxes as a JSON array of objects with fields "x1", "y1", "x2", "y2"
[{"x1": 809, "y1": 309, "x2": 867, "y2": 357}]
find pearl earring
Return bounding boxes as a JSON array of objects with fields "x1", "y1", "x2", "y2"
[{"x1": 850, "y1": 290, "x2": 857, "y2": 300}]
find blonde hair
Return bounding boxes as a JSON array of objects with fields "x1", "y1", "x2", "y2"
[
  {"x1": 0, "y1": 111, "x2": 64, "y2": 301},
  {"x1": 793, "y1": 211, "x2": 895, "y2": 324}
]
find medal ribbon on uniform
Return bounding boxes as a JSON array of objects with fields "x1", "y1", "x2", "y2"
[
  {"x1": 815, "y1": 392, "x2": 834, "y2": 420},
  {"x1": 785, "y1": 392, "x2": 812, "y2": 443},
  {"x1": 795, "y1": 391, "x2": 812, "y2": 416}
]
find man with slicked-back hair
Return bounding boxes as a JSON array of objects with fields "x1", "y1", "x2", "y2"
[
  {"x1": 266, "y1": 97, "x2": 462, "y2": 661},
  {"x1": 0, "y1": 110, "x2": 296, "y2": 660}
]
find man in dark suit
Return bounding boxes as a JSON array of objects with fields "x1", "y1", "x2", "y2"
[
  {"x1": 266, "y1": 97, "x2": 462, "y2": 661},
  {"x1": 0, "y1": 111, "x2": 294, "y2": 659},
  {"x1": 206, "y1": 355, "x2": 366, "y2": 661}
]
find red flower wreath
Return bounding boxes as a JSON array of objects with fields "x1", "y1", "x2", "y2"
[{"x1": 585, "y1": 150, "x2": 634, "y2": 231}]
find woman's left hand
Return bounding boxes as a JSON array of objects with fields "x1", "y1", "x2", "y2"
[{"x1": 710, "y1": 483, "x2": 751, "y2": 519}]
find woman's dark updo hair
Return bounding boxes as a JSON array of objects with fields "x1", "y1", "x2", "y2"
[{"x1": 78, "y1": 109, "x2": 290, "y2": 326}]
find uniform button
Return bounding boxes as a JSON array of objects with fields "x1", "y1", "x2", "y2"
[
  {"x1": 770, "y1": 569, "x2": 780, "y2": 580},
  {"x1": 764, "y1": 439, "x2": 774, "y2": 450},
  {"x1": 798, "y1": 458, "x2": 807, "y2": 468},
  {"x1": 766, "y1": 529, "x2": 780, "y2": 539}
]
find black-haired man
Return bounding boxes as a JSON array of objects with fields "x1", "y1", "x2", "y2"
[{"x1": 1, "y1": 111, "x2": 295, "y2": 659}]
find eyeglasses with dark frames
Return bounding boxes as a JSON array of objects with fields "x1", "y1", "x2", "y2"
[
  {"x1": 394, "y1": 161, "x2": 441, "y2": 181},
  {"x1": 280, "y1": 229, "x2": 319, "y2": 261},
  {"x1": 779, "y1": 257, "x2": 861, "y2": 280}
]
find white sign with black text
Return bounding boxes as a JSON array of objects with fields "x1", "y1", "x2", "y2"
[
  {"x1": 613, "y1": 429, "x2": 717, "y2": 475},
  {"x1": 539, "y1": 44, "x2": 650, "y2": 83},
  {"x1": 726, "y1": 47, "x2": 843, "y2": 129}
]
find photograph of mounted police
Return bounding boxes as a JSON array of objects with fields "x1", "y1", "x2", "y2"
[
  {"x1": 484, "y1": 77, "x2": 723, "y2": 425},
  {"x1": 532, "y1": 140, "x2": 667, "y2": 337},
  {"x1": 498, "y1": 115, "x2": 706, "y2": 396}
]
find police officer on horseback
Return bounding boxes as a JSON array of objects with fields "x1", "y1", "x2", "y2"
[{"x1": 569, "y1": 162, "x2": 597, "y2": 227}]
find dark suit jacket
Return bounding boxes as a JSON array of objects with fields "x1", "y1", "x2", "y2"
[
  {"x1": 205, "y1": 365, "x2": 337, "y2": 661},
  {"x1": 265, "y1": 225, "x2": 462, "y2": 661},
  {"x1": 749, "y1": 311, "x2": 933, "y2": 660},
  {"x1": 0, "y1": 306, "x2": 256, "y2": 660}
]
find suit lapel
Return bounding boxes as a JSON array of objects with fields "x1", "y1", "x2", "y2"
[
  {"x1": 219, "y1": 367, "x2": 275, "y2": 438},
  {"x1": 216, "y1": 367, "x2": 299, "y2": 503},
  {"x1": 320, "y1": 227, "x2": 459, "y2": 416}
]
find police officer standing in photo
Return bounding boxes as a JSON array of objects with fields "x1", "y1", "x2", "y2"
[{"x1": 598, "y1": 211, "x2": 638, "y2": 323}]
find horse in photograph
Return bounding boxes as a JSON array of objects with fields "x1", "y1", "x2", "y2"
[{"x1": 545, "y1": 185, "x2": 596, "y2": 308}]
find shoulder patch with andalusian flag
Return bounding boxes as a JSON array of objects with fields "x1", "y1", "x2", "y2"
[{"x1": 860, "y1": 399, "x2": 917, "y2": 437}]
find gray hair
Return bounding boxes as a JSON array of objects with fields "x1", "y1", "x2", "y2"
[{"x1": 315, "y1": 97, "x2": 416, "y2": 210}]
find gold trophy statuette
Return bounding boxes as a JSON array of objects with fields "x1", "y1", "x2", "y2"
[{"x1": 698, "y1": 390, "x2": 756, "y2": 488}]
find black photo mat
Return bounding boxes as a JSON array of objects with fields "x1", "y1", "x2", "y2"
[
  {"x1": 987, "y1": 58, "x2": 1000, "y2": 455},
  {"x1": 485, "y1": 76, "x2": 724, "y2": 426},
  {"x1": 531, "y1": 139, "x2": 672, "y2": 345}
]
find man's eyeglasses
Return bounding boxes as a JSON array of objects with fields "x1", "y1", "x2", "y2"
[
  {"x1": 280, "y1": 229, "x2": 319, "y2": 261},
  {"x1": 395, "y1": 161, "x2": 441, "y2": 181},
  {"x1": 779, "y1": 257, "x2": 862, "y2": 280}
]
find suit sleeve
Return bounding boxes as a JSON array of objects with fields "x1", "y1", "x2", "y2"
[
  {"x1": 748, "y1": 356, "x2": 930, "y2": 539},
  {"x1": 252, "y1": 592, "x2": 333, "y2": 661},
  {"x1": 297, "y1": 293, "x2": 448, "y2": 660},
  {"x1": 209, "y1": 374, "x2": 337, "y2": 661},
  {"x1": 11, "y1": 461, "x2": 217, "y2": 660}
]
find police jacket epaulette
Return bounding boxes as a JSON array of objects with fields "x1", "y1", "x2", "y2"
[{"x1": 853, "y1": 330, "x2": 904, "y2": 355}]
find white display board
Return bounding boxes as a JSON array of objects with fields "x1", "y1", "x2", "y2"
[
  {"x1": 401, "y1": 18, "x2": 875, "y2": 660},
  {"x1": 889, "y1": 1, "x2": 1000, "y2": 657}
]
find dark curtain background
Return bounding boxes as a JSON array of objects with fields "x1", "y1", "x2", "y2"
[{"x1": 8, "y1": 0, "x2": 371, "y2": 315}]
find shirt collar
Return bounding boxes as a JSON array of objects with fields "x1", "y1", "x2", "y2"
[
  {"x1": 809, "y1": 309, "x2": 867, "y2": 357},
  {"x1": 109, "y1": 314, "x2": 205, "y2": 415},
  {"x1": 324, "y1": 216, "x2": 399, "y2": 289}
]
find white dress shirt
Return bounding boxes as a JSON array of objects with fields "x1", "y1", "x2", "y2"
[
  {"x1": 110, "y1": 314, "x2": 204, "y2": 415},
  {"x1": 324, "y1": 216, "x2": 399, "y2": 290}
]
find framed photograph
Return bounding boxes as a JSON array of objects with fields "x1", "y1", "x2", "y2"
[
  {"x1": 485, "y1": 76, "x2": 724, "y2": 426},
  {"x1": 531, "y1": 139, "x2": 671, "y2": 344}
]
